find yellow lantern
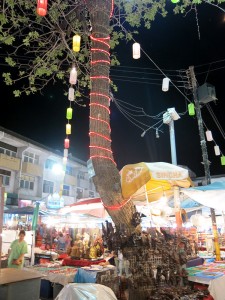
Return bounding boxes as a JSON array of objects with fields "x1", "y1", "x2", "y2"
[
  {"x1": 66, "y1": 123, "x2": 71, "y2": 135},
  {"x1": 73, "y1": 34, "x2": 81, "y2": 52}
]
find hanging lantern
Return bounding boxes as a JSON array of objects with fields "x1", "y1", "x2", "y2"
[
  {"x1": 162, "y1": 77, "x2": 170, "y2": 92},
  {"x1": 69, "y1": 66, "x2": 77, "y2": 85},
  {"x1": 68, "y1": 87, "x2": 75, "y2": 101},
  {"x1": 205, "y1": 130, "x2": 213, "y2": 141},
  {"x1": 73, "y1": 34, "x2": 81, "y2": 52},
  {"x1": 66, "y1": 108, "x2": 73, "y2": 120},
  {"x1": 66, "y1": 124, "x2": 71, "y2": 135},
  {"x1": 188, "y1": 103, "x2": 195, "y2": 116},
  {"x1": 64, "y1": 138, "x2": 70, "y2": 149},
  {"x1": 37, "y1": 0, "x2": 48, "y2": 16},
  {"x1": 132, "y1": 42, "x2": 141, "y2": 59},
  {"x1": 221, "y1": 156, "x2": 225, "y2": 166},
  {"x1": 171, "y1": 0, "x2": 179, "y2": 3},
  {"x1": 214, "y1": 145, "x2": 220, "y2": 156},
  {"x1": 64, "y1": 148, "x2": 68, "y2": 158}
]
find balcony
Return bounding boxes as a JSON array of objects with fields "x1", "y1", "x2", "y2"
[
  {"x1": 22, "y1": 162, "x2": 43, "y2": 177},
  {"x1": 64, "y1": 174, "x2": 77, "y2": 186},
  {"x1": 0, "y1": 153, "x2": 20, "y2": 171}
]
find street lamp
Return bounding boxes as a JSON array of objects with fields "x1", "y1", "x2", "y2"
[
  {"x1": 163, "y1": 108, "x2": 182, "y2": 230},
  {"x1": 163, "y1": 107, "x2": 180, "y2": 165}
]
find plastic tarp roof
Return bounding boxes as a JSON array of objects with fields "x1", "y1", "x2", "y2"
[
  {"x1": 182, "y1": 181, "x2": 225, "y2": 210},
  {"x1": 4, "y1": 206, "x2": 48, "y2": 215}
]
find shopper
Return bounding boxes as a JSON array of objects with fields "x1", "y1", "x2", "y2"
[{"x1": 8, "y1": 229, "x2": 28, "y2": 269}]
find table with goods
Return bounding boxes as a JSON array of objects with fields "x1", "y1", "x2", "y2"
[{"x1": 187, "y1": 262, "x2": 225, "y2": 300}]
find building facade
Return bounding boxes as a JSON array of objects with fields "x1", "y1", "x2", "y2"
[{"x1": 0, "y1": 127, "x2": 97, "y2": 208}]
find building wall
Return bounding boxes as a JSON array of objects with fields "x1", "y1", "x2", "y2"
[{"x1": 0, "y1": 127, "x2": 98, "y2": 207}]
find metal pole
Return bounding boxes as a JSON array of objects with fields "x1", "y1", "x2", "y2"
[
  {"x1": 187, "y1": 66, "x2": 221, "y2": 260},
  {"x1": 166, "y1": 115, "x2": 182, "y2": 230},
  {"x1": 0, "y1": 176, "x2": 5, "y2": 269},
  {"x1": 169, "y1": 119, "x2": 178, "y2": 165}
]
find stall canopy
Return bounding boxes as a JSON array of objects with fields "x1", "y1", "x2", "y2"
[
  {"x1": 120, "y1": 162, "x2": 192, "y2": 203},
  {"x1": 181, "y1": 181, "x2": 225, "y2": 210},
  {"x1": 4, "y1": 206, "x2": 47, "y2": 215},
  {"x1": 59, "y1": 198, "x2": 108, "y2": 219}
]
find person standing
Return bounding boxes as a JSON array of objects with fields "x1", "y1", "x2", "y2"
[{"x1": 8, "y1": 229, "x2": 28, "y2": 269}]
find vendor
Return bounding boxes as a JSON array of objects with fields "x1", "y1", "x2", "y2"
[{"x1": 8, "y1": 230, "x2": 28, "y2": 269}]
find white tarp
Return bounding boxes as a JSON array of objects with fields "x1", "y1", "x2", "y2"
[
  {"x1": 182, "y1": 182, "x2": 225, "y2": 210},
  {"x1": 55, "y1": 283, "x2": 117, "y2": 300}
]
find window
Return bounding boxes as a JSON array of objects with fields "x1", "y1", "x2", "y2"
[
  {"x1": 23, "y1": 151, "x2": 39, "y2": 164},
  {"x1": 89, "y1": 191, "x2": 95, "y2": 198},
  {"x1": 20, "y1": 175, "x2": 34, "y2": 190},
  {"x1": 43, "y1": 180, "x2": 54, "y2": 194},
  {"x1": 66, "y1": 165, "x2": 73, "y2": 176},
  {"x1": 0, "y1": 169, "x2": 11, "y2": 186},
  {"x1": 77, "y1": 171, "x2": 85, "y2": 180},
  {"x1": 76, "y1": 187, "x2": 83, "y2": 200},
  {"x1": 62, "y1": 185, "x2": 70, "y2": 196},
  {"x1": 45, "y1": 159, "x2": 57, "y2": 170},
  {"x1": 0, "y1": 147, "x2": 17, "y2": 158}
]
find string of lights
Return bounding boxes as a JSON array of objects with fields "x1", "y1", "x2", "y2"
[{"x1": 89, "y1": 1, "x2": 116, "y2": 165}]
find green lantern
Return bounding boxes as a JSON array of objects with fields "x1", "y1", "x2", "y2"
[
  {"x1": 171, "y1": 0, "x2": 179, "y2": 3},
  {"x1": 188, "y1": 103, "x2": 195, "y2": 116},
  {"x1": 221, "y1": 156, "x2": 225, "y2": 166},
  {"x1": 66, "y1": 108, "x2": 73, "y2": 120}
]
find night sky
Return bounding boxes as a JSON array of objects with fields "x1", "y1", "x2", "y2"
[{"x1": 1, "y1": 4, "x2": 225, "y2": 177}]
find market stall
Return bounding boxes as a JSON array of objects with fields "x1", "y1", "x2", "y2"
[{"x1": 187, "y1": 262, "x2": 225, "y2": 300}]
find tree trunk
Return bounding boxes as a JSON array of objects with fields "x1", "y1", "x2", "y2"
[{"x1": 86, "y1": 0, "x2": 136, "y2": 228}]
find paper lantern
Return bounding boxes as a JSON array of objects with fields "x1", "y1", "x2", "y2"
[
  {"x1": 66, "y1": 108, "x2": 73, "y2": 120},
  {"x1": 69, "y1": 66, "x2": 77, "y2": 85},
  {"x1": 63, "y1": 157, "x2": 67, "y2": 164},
  {"x1": 64, "y1": 148, "x2": 68, "y2": 157},
  {"x1": 221, "y1": 156, "x2": 225, "y2": 166},
  {"x1": 214, "y1": 145, "x2": 220, "y2": 156},
  {"x1": 68, "y1": 87, "x2": 75, "y2": 101},
  {"x1": 188, "y1": 103, "x2": 195, "y2": 116},
  {"x1": 73, "y1": 34, "x2": 81, "y2": 52},
  {"x1": 171, "y1": 0, "x2": 179, "y2": 3},
  {"x1": 205, "y1": 130, "x2": 213, "y2": 141},
  {"x1": 132, "y1": 42, "x2": 141, "y2": 59},
  {"x1": 162, "y1": 77, "x2": 170, "y2": 92},
  {"x1": 64, "y1": 138, "x2": 70, "y2": 149},
  {"x1": 66, "y1": 123, "x2": 71, "y2": 135},
  {"x1": 190, "y1": 214, "x2": 205, "y2": 227},
  {"x1": 37, "y1": 0, "x2": 48, "y2": 16}
]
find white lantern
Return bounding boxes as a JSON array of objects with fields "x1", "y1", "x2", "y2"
[
  {"x1": 214, "y1": 145, "x2": 220, "y2": 156},
  {"x1": 69, "y1": 66, "x2": 77, "y2": 85},
  {"x1": 205, "y1": 130, "x2": 213, "y2": 141},
  {"x1": 132, "y1": 42, "x2": 141, "y2": 59},
  {"x1": 162, "y1": 77, "x2": 170, "y2": 92},
  {"x1": 63, "y1": 157, "x2": 67, "y2": 164},
  {"x1": 68, "y1": 87, "x2": 75, "y2": 101},
  {"x1": 64, "y1": 148, "x2": 68, "y2": 157}
]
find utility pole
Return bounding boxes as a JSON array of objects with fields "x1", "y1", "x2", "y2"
[
  {"x1": 186, "y1": 66, "x2": 221, "y2": 260},
  {"x1": 0, "y1": 176, "x2": 5, "y2": 269}
]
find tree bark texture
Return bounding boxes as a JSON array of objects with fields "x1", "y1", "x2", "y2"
[{"x1": 86, "y1": 0, "x2": 136, "y2": 228}]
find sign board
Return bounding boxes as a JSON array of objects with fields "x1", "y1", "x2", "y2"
[{"x1": 87, "y1": 158, "x2": 95, "y2": 178}]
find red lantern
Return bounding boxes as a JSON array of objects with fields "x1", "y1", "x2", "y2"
[
  {"x1": 64, "y1": 138, "x2": 70, "y2": 149},
  {"x1": 37, "y1": 0, "x2": 48, "y2": 17}
]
